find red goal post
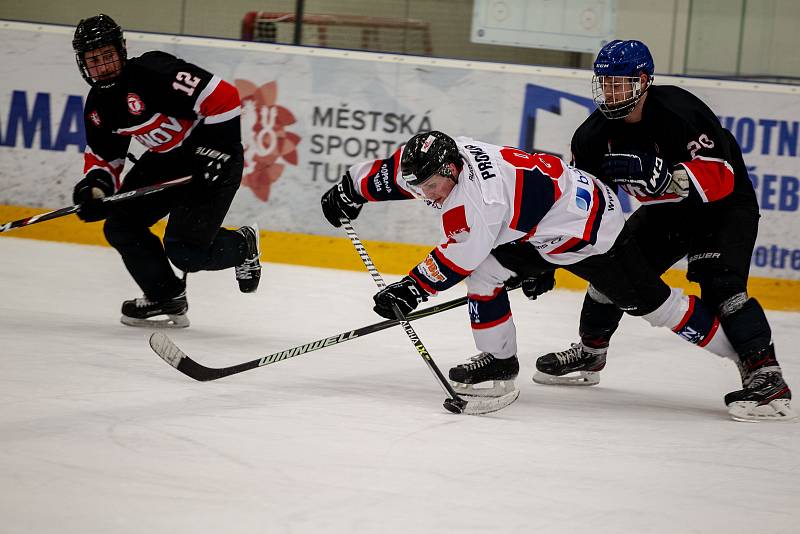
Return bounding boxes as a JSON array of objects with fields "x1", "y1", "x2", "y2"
[{"x1": 241, "y1": 12, "x2": 433, "y2": 56}]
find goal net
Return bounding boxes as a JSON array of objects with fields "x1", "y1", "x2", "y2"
[{"x1": 241, "y1": 12, "x2": 433, "y2": 56}]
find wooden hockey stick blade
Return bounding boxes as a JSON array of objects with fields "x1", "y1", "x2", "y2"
[
  {"x1": 0, "y1": 175, "x2": 191, "y2": 233},
  {"x1": 149, "y1": 295, "x2": 469, "y2": 381}
]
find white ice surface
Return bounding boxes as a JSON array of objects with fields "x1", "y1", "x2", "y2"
[{"x1": 0, "y1": 237, "x2": 798, "y2": 534}]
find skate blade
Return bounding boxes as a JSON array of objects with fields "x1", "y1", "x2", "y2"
[
  {"x1": 450, "y1": 379, "x2": 517, "y2": 397},
  {"x1": 120, "y1": 313, "x2": 190, "y2": 329},
  {"x1": 728, "y1": 399, "x2": 798, "y2": 423},
  {"x1": 532, "y1": 370, "x2": 600, "y2": 386},
  {"x1": 461, "y1": 388, "x2": 520, "y2": 415}
]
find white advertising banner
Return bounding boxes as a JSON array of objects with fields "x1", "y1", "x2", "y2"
[{"x1": 1, "y1": 21, "x2": 798, "y2": 280}]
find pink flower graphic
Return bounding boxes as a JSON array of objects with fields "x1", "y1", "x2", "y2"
[{"x1": 235, "y1": 79, "x2": 300, "y2": 201}]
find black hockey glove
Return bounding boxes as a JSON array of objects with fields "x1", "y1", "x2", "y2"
[
  {"x1": 601, "y1": 151, "x2": 673, "y2": 198},
  {"x1": 72, "y1": 170, "x2": 115, "y2": 222},
  {"x1": 373, "y1": 276, "x2": 429, "y2": 319},
  {"x1": 194, "y1": 146, "x2": 233, "y2": 187},
  {"x1": 505, "y1": 270, "x2": 556, "y2": 301},
  {"x1": 321, "y1": 173, "x2": 367, "y2": 228}
]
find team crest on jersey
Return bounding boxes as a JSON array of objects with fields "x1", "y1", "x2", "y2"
[
  {"x1": 89, "y1": 110, "x2": 102, "y2": 127},
  {"x1": 127, "y1": 93, "x2": 144, "y2": 115},
  {"x1": 442, "y1": 205, "x2": 470, "y2": 248},
  {"x1": 235, "y1": 79, "x2": 300, "y2": 201}
]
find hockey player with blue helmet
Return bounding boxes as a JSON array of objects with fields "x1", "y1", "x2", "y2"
[{"x1": 535, "y1": 39, "x2": 795, "y2": 422}]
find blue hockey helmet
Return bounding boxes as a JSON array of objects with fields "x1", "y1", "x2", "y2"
[{"x1": 592, "y1": 40, "x2": 654, "y2": 119}]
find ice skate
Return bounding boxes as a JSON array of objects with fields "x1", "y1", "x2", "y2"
[
  {"x1": 725, "y1": 346, "x2": 796, "y2": 422},
  {"x1": 120, "y1": 290, "x2": 189, "y2": 328},
  {"x1": 235, "y1": 224, "x2": 261, "y2": 293},
  {"x1": 533, "y1": 342, "x2": 607, "y2": 386},
  {"x1": 448, "y1": 352, "x2": 519, "y2": 398}
]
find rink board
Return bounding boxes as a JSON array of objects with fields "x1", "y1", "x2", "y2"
[
  {"x1": 1, "y1": 20, "x2": 798, "y2": 309},
  {"x1": 2, "y1": 203, "x2": 798, "y2": 311}
]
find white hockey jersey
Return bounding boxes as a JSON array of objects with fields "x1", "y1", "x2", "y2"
[{"x1": 346, "y1": 137, "x2": 625, "y2": 295}]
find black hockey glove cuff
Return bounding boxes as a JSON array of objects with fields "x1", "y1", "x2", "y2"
[
  {"x1": 505, "y1": 270, "x2": 556, "y2": 301},
  {"x1": 601, "y1": 151, "x2": 673, "y2": 198},
  {"x1": 321, "y1": 172, "x2": 367, "y2": 228},
  {"x1": 73, "y1": 170, "x2": 115, "y2": 222},
  {"x1": 373, "y1": 276, "x2": 429, "y2": 319}
]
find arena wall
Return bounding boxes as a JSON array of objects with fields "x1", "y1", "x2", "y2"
[{"x1": 1, "y1": 21, "x2": 798, "y2": 310}]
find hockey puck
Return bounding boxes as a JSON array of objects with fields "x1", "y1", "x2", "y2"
[{"x1": 442, "y1": 397, "x2": 467, "y2": 414}]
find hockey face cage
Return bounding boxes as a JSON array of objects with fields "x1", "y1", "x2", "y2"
[
  {"x1": 73, "y1": 14, "x2": 127, "y2": 89},
  {"x1": 591, "y1": 74, "x2": 651, "y2": 120}
]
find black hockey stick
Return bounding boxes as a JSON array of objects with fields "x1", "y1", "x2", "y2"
[
  {"x1": 340, "y1": 219, "x2": 518, "y2": 416},
  {"x1": 0, "y1": 175, "x2": 192, "y2": 233},
  {"x1": 148, "y1": 294, "x2": 469, "y2": 381},
  {"x1": 340, "y1": 219, "x2": 466, "y2": 413}
]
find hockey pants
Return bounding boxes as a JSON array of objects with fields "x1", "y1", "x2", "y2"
[
  {"x1": 490, "y1": 225, "x2": 737, "y2": 361},
  {"x1": 103, "y1": 148, "x2": 248, "y2": 301}
]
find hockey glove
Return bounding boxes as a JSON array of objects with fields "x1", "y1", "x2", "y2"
[
  {"x1": 373, "y1": 276, "x2": 429, "y2": 319},
  {"x1": 601, "y1": 151, "x2": 674, "y2": 198},
  {"x1": 73, "y1": 170, "x2": 115, "y2": 222},
  {"x1": 321, "y1": 173, "x2": 366, "y2": 228},
  {"x1": 506, "y1": 271, "x2": 556, "y2": 301},
  {"x1": 194, "y1": 146, "x2": 233, "y2": 187}
]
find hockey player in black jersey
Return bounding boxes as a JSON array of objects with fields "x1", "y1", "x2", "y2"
[
  {"x1": 536, "y1": 39, "x2": 794, "y2": 422},
  {"x1": 71, "y1": 14, "x2": 261, "y2": 328}
]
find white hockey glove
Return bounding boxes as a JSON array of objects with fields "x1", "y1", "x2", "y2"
[{"x1": 667, "y1": 168, "x2": 690, "y2": 198}]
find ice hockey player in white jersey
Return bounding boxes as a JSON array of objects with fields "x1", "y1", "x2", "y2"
[{"x1": 321, "y1": 131, "x2": 744, "y2": 417}]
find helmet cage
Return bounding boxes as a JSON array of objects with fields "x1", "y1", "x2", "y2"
[
  {"x1": 591, "y1": 74, "x2": 650, "y2": 119},
  {"x1": 73, "y1": 14, "x2": 127, "y2": 89},
  {"x1": 591, "y1": 39, "x2": 654, "y2": 119}
]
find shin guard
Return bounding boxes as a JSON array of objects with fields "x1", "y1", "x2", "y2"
[{"x1": 643, "y1": 288, "x2": 737, "y2": 360}]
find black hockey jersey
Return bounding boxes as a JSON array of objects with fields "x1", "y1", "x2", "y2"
[
  {"x1": 81, "y1": 51, "x2": 241, "y2": 189},
  {"x1": 572, "y1": 85, "x2": 757, "y2": 207}
]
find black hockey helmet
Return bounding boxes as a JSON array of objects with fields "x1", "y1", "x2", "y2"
[
  {"x1": 401, "y1": 131, "x2": 462, "y2": 186},
  {"x1": 73, "y1": 14, "x2": 127, "y2": 89}
]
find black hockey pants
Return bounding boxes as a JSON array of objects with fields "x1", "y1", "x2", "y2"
[
  {"x1": 103, "y1": 146, "x2": 247, "y2": 301},
  {"x1": 569, "y1": 196, "x2": 769, "y2": 356}
]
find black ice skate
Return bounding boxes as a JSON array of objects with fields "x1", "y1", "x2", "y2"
[
  {"x1": 120, "y1": 290, "x2": 189, "y2": 328},
  {"x1": 725, "y1": 345, "x2": 796, "y2": 422},
  {"x1": 533, "y1": 342, "x2": 607, "y2": 386},
  {"x1": 448, "y1": 353, "x2": 519, "y2": 397},
  {"x1": 235, "y1": 224, "x2": 261, "y2": 293}
]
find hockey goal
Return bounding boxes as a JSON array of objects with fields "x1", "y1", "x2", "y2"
[{"x1": 241, "y1": 12, "x2": 433, "y2": 56}]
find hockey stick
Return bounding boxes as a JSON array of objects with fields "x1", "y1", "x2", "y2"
[
  {"x1": 0, "y1": 175, "x2": 192, "y2": 234},
  {"x1": 148, "y1": 294, "x2": 469, "y2": 380},
  {"x1": 340, "y1": 218, "x2": 518, "y2": 416}
]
